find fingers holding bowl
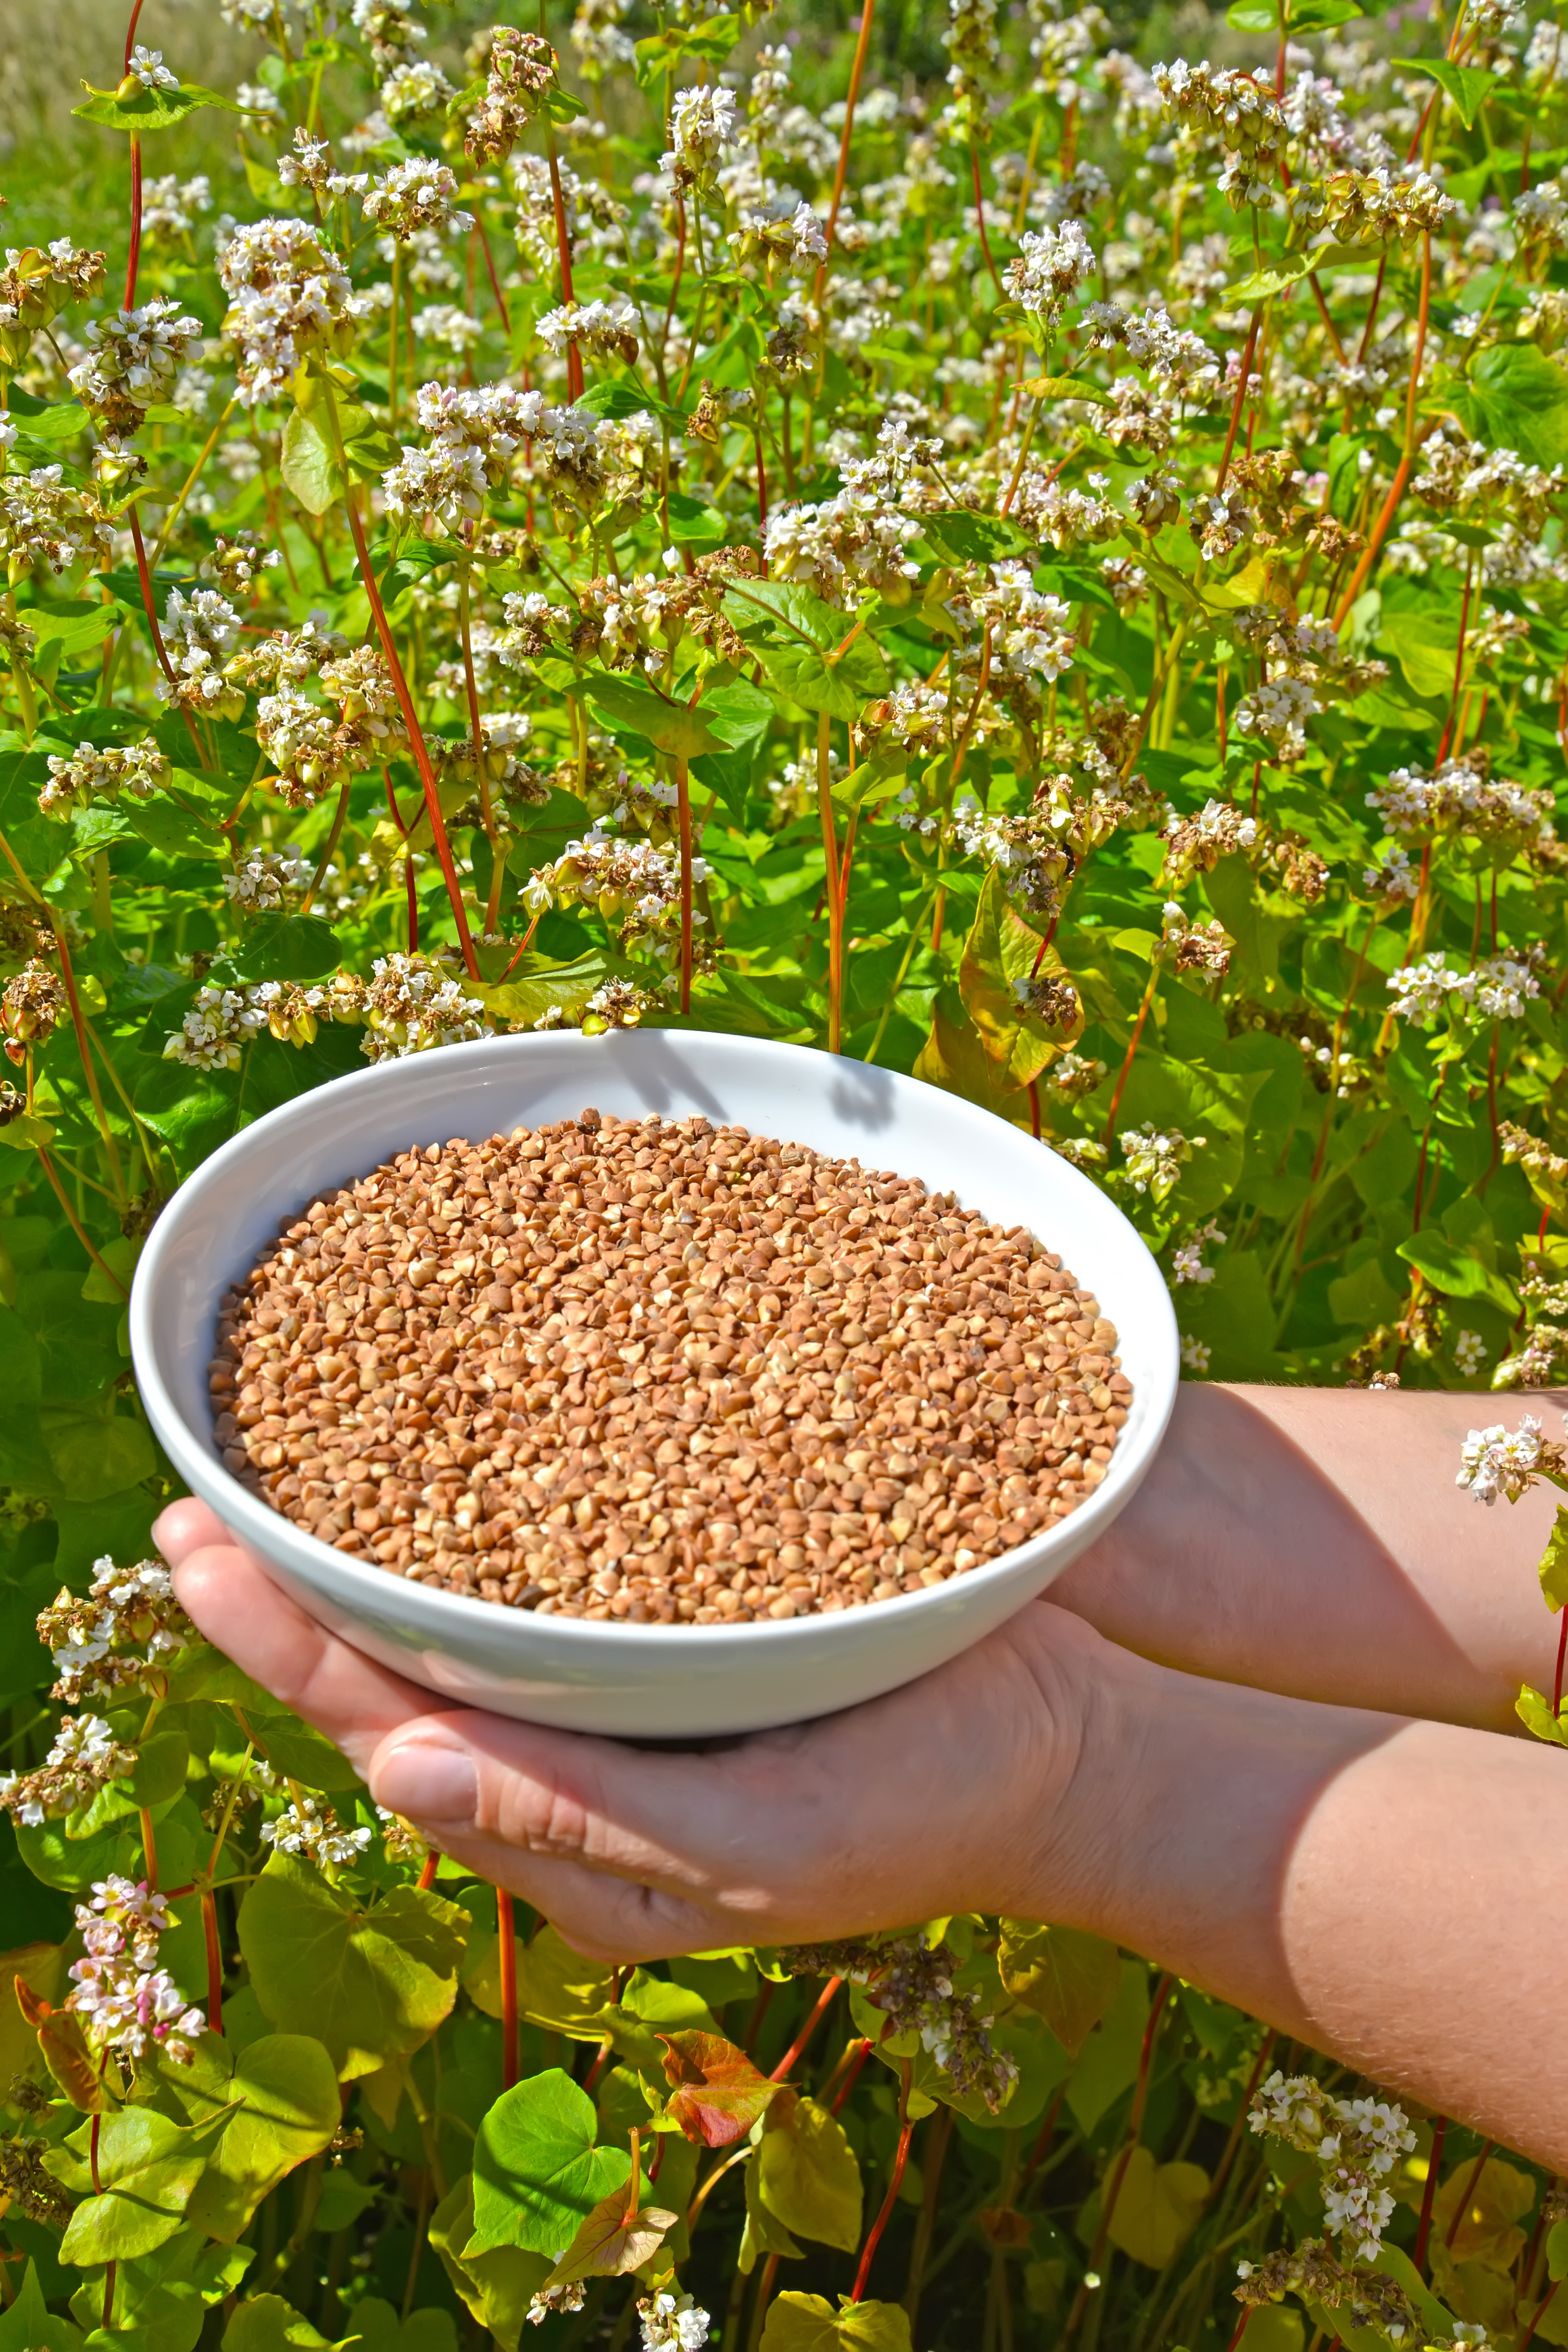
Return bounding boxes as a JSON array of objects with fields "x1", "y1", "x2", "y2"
[{"x1": 158, "y1": 1502, "x2": 455, "y2": 1777}]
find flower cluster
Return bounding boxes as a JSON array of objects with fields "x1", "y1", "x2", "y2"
[
  {"x1": 530, "y1": 827, "x2": 704, "y2": 943},
  {"x1": 1367, "y1": 761, "x2": 1558, "y2": 855},
  {"x1": 363, "y1": 159, "x2": 475, "y2": 242},
  {"x1": 1249, "y1": 2072, "x2": 1415, "y2": 2261},
  {"x1": 157, "y1": 587, "x2": 243, "y2": 717},
  {"x1": 40, "y1": 737, "x2": 168, "y2": 815},
  {"x1": 36, "y1": 1554, "x2": 192, "y2": 1708},
  {"x1": 0, "y1": 467, "x2": 112, "y2": 579},
  {"x1": 1120, "y1": 1123, "x2": 1207, "y2": 1202},
  {"x1": 638, "y1": 2295, "x2": 710, "y2": 2352},
  {"x1": 223, "y1": 849, "x2": 314, "y2": 911},
  {"x1": 1004, "y1": 220, "x2": 1095, "y2": 329},
  {"x1": 164, "y1": 975, "x2": 358, "y2": 1069},
  {"x1": 777, "y1": 1936, "x2": 1019, "y2": 2111},
  {"x1": 361, "y1": 951, "x2": 493, "y2": 1059},
  {"x1": 463, "y1": 28, "x2": 560, "y2": 166},
  {"x1": 1386, "y1": 949, "x2": 1545, "y2": 1028},
  {"x1": 0, "y1": 239, "x2": 106, "y2": 368},
  {"x1": 66, "y1": 1876, "x2": 207, "y2": 2066},
  {"x1": 68, "y1": 296, "x2": 203, "y2": 432},
  {"x1": 1457, "y1": 1415, "x2": 1568, "y2": 1505},
  {"x1": 0, "y1": 1713, "x2": 136, "y2": 1827},
  {"x1": 1, "y1": 959, "x2": 66, "y2": 1060},
  {"x1": 218, "y1": 217, "x2": 356, "y2": 406},
  {"x1": 261, "y1": 1795, "x2": 374, "y2": 1867}
]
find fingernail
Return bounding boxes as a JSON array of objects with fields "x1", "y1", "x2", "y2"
[{"x1": 375, "y1": 1740, "x2": 477, "y2": 1824}]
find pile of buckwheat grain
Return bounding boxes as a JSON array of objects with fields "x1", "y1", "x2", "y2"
[{"x1": 210, "y1": 1109, "x2": 1131, "y2": 1624}]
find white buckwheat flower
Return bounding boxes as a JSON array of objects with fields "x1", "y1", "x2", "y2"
[
  {"x1": 1457, "y1": 1415, "x2": 1562, "y2": 1505},
  {"x1": 1003, "y1": 219, "x2": 1095, "y2": 327},
  {"x1": 128, "y1": 44, "x2": 179, "y2": 90}
]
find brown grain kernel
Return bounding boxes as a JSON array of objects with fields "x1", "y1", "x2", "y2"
[{"x1": 216, "y1": 1114, "x2": 1130, "y2": 1621}]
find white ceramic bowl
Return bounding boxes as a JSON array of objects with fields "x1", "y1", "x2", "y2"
[{"x1": 131, "y1": 1029, "x2": 1179, "y2": 1737}]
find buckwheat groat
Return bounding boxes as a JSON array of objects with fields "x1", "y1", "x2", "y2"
[{"x1": 211, "y1": 1109, "x2": 1130, "y2": 1624}]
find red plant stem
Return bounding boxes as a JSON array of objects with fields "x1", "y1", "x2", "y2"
[
  {"x1": 743, "y1": 1979, "x2": 775, "y2": 2055},
  {"x1": 851, "y1": 2059, "x2": 913, "y2": 2301},
  {"x1": 201, "y1": 1888, "x2": 224, "y2": 2035},
  {"x1": 417, "y1": 1849, "x2": 440, "y2": 1891},
  {"x1": 1103, "y1": 963, "x2": 1159, "y2": 1152},
  {"x1": 1521, "y1": 2278, "x2": 1563, "y2": 2352},
  {"x1": 1335, "y1": 232, "x2": 1431, "y2": 626},
  {"x1": 1209, "y1": 2031, "x2": 1277, "y2": 2207},
  {"x1": 125, "y1": 138, "x2": 143, "y2": 311},
  {"x1": 1216, "y1": 308, "x2": 1261, "y2": 494},
  {"x1": 830, "y1": 2039, "x2": 873, "y2": 2116},
  {"x1": 497, "y1": 1889, "x2": 519, "y2": 2091},
  {"x1": 817, "y1": 714, "x2": 845, "y2": 1052},
  {"x1": 663, "y1": 197, "x2": 687, "y2": 371},
  {"x1": 37, "y1": 1149, "x2": 129, "y2": 1297},
  {"x1": 1436, "y1": 556, "x2": 1475, "y2": 764},
  {"x1": 140, "y1": 1807, "x2": 160, "y2": 1892},
  {"x1": 128, "y1": 510, "x2": 179, "y2": 693},
  {"x1": 969, "y1": 144, "x2": 1002, "y2": 295},
  {"x1": 475, "y1": 214, "x2": 511, "y2": 338},
  {"x1": 543, "y1": 130, "x2": 583, "y2": 401},
  {"x1": 1444, "y1": 2141, "x2": 1494, "y2": 2250},
  {"x1": 1553, "y1": 1610, "x2": 1567, "y2": 1717},
  {"x1": 818, "y1": 0, "x2": 877, "y2": 287},
  {"x1": 1334, "y1": 451, "x2": 1411, "y2": 627},
  {"x1": 1356, "y1": 251, "x2": 1388, "y2": 361},
  {"x1": 382, "y1": 765, "x2": 420, "y2": 951},
  {"x1": 52, "y1": 915, "x2": 124, "y2": 1197},
  {"x1": 1414, "y1": 2114, "x2": 1447, "y2": 2270},
  {"x1": 340, "y1": 481, "x2": 478, "y2": 975},
  {"x1": 1028, "y1": 1079, "x2": 1042, "y2": 1139},
  {"x1": 122, "y1": 0, "x2": 146, "y2": 66},
  {"x1": 676, "y1": 757, "x2": 693, "y2": 1013},
  {"x1": 1016, "y1": 2085, "x2": 1070, "y2": 2190},
  {"x1": 582, "y1": 2037, "x2": 614, "y2": 2096},
  {"x1": 755, "y1": 432, "x2": 768, "y2": 533},
  {"x1": 1063, "y1": 1974, "x2": 1174, "y2": 2349},
  {"x1": 770, "y1": 1977, "x2": 842, "y2": 2082},
  {"x1": 1307, "y1": 272, "x2": 1346, "y2": 365},
  {"x1": 1225, "y1": 2311, "x2": 1252, "y2": 2352}
]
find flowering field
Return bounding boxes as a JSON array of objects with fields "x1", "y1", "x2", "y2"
[{"x1": 3, "y1": 0, "x2": 1568, "y2": 2342}]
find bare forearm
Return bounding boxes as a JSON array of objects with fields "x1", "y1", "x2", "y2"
[
  {"x1": 1043, "y1": 1630, "x2": 1568, "y2": 2167},
  {"x1": 1052, "y1": 1383, "x2": 1565, "y2": 1729}
]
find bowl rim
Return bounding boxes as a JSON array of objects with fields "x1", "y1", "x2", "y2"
[{"x1": 130, "y1": 1027, "x2": 1180, "y2": 1646}]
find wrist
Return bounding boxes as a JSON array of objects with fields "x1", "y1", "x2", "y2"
[{"x1": 1005, "y1": 1611, "x2": 1400, "y2": 2034}]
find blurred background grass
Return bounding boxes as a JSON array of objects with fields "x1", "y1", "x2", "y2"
[{"x1": 0, "y1": 0, "x2": 1222, "y2": 252}]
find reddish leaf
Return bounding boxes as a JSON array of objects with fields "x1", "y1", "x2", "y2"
[
  {"x1": 543, "y1": 2190, "x2": 678, "y2": 2288},
  {"x1": 15, "y1": 1978, "x2": 53, "y2": 2027},
  {"x1": 657, "y1": 2032, "x2": 780, "y2": 2148},
  {"x1": 39, "y1": 2012, "x2": 115, "y2": 2112}
]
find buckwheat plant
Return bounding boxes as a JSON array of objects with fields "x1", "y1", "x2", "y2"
[{"x1": 4, "y1": 0, "x2": 1568, "y2": 2336}]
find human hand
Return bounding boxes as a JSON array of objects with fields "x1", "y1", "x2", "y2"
[
  {"x1": 1050, "y1": 1382, "x2": 1566, "y2": 1730},
  {"x1": 155, "y1": 1496, "x2": 1106, "y2": 1961}
]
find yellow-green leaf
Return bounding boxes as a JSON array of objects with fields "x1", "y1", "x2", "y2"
[
  {"x1": 757, "y1": 2093, "x2": 862, "y2": 2253},
  {"x1": 759, "y1": 2295, "x2": 912, "y2": 2352},
  {"x1": 1100, "y1": 2145, "x2": 1209, "y2": 2270},
  {"x1": 999, "y1": 1921, "x2": 1122, "y2": 2057},
  {"x1": 237, "y1": 1853, "x2": 467, "y2": 2081}
]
